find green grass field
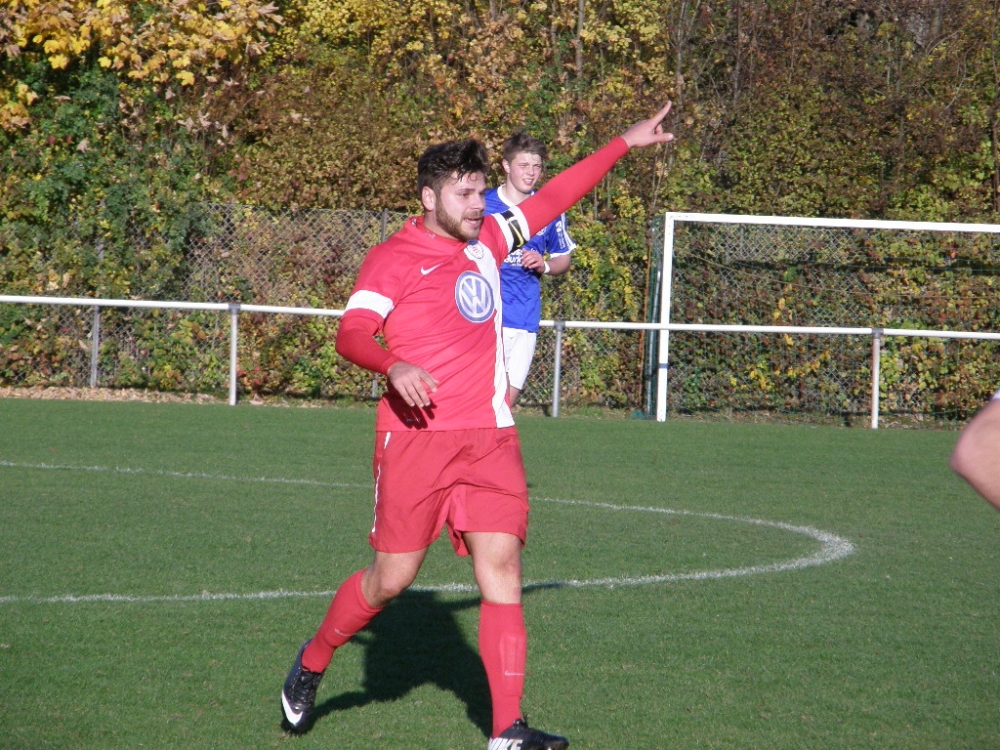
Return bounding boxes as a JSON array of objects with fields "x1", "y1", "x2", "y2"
[{"x1": 1, "y1": 398, "x2": 997, "y2": 749}]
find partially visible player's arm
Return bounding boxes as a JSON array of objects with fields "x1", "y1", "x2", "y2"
[
  {"x1": 520, "y1": 247, "x2": 571, "y2": 276},
  {"x1": 545, "y1": 253, "x2": 572, "y2": 275},
  {"x1": 535, "y1": 213, "x2": 575, "y2": 276},
  {"x1": 335, "y1": 314, "x2": 438, "y2": 408},
  {"x1": 951, "y1": 397, "x2": 1000, "y2": 511}
]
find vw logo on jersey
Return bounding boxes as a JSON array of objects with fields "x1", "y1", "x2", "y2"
[{"x1": 455, "y1": 271, "x2": 495, "y2": 323}]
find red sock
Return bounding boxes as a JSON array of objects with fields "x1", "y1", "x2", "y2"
[
  {"x1": 479, "y1": 600, "x2": 526, "y2": 737},
  {"x1": 301, "y1": 570, "x2": 383, "y2": 673}
]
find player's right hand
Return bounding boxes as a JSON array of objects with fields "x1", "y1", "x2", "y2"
[
  {"x1": 620, "y1": 101, "x2": 675, "y2": 149},
  {"x1": 387, "y1": 361, "x2": 439, "y2": 408},
  {"x1": 520, "y1": 250, "x2": 545, "y2": 273}
]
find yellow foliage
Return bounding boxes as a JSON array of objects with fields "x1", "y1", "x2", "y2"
[
  {"x1": 15, "y1": 82, "x2": 38, "y2": 106},
  {"x1": 42, "y1": 38, "x2": 67, "y2": 54},
  {"x1": 0, "y1": 0, "x2": 283, "y2": 129},
  {"x1": 0, "y1": 100, "x2": 30, "y2": 129},
  {"x1": 269, "y1": 0, "x2": 464, "y2": 72}
]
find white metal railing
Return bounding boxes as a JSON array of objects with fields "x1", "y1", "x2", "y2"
[
  {"x1": 0, "y1": 295, "x2": 344, "y2": 407},
  {"x1": 3, "y1": 293, "x2": 1000, "y2": 426},
  {"x1": 543, "y1": 318, "x2": 1000, "y2": 426}
]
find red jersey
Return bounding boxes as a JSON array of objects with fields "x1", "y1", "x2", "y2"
[
  {"x1": 344, "y1": 215, "x2": 516, "y2": 430},
  {"x1": 339, "y1": 136, "x2": 630, "y2": 432}
]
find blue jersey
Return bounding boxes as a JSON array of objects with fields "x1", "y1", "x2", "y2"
[{"x1": 485, "y1": 186, "x2": 575, "y2": 332}]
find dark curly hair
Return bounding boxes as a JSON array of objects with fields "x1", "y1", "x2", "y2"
[{"x1": 417, "y1": 139, "x2": 490, "y2": 196}]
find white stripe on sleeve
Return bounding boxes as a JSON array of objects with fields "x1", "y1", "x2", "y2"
[{"x1": 345, "y1": 290, "x2": 394, "y2": 318}]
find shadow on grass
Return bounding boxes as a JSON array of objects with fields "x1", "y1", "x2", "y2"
[
  {"x1": 309, "y1": 589, "x2": 491, "y2": 736},
  {"x1": 307, "y1": 584, "x2": 557, "y2": 738}
]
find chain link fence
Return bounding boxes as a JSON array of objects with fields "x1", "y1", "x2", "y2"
[
  {"x1": 0, "y1": 204, "x2": 655, "y2": 409},
  {"x1": 3, "y1": 206, "x2": 1000, "y2": 425},
  {"x1": 1, "y1": 206, "x2": 400, "y2": 400}
]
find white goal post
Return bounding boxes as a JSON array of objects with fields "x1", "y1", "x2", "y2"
[{"x1": 656, "y1": 213, "x2": 1000, "y2": 427}]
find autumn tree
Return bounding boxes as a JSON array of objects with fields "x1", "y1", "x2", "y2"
[{"x1": 0, "y1": 0, "x2": 282, "y2": 301}]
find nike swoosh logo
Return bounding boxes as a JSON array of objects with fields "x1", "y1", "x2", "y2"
[
  {"x1": 281, "y1": 693, "x2": 304, "y2": 723},
  {"x1": 420, "y1": 263, "x2": 444, "y2": 275}
]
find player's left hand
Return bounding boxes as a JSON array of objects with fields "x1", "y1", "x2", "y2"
[{"x1": 620, "y1": 101, "x2": 675, "y2": 149}]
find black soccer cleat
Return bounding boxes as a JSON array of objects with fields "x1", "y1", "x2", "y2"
[
  {"x1": 280, "y1": 640, "x2": 324, "y2": 733},
  {"x1": 488, "y1": 718, "x2": 570, "y2": 750}
]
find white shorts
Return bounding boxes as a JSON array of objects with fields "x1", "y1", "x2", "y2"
[{"x1": 503, "y1": 327, "x2": 538, "y2": 391}]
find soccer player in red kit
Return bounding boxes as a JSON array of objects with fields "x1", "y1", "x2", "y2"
[{"x1": 280, "y1": 103, "x2": 674, "y2": 750}]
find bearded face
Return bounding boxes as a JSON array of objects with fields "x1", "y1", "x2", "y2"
[{"x1": 422, "y1": 171, "x2": 487, "y2": 242}]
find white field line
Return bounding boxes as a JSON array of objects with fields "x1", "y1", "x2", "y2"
[
  {"x1": 0, "y1": 459, "x2": 365, "y2": 489},
  {"x1": 0, "y1": 465, "x2": 855, "y2": 606}
]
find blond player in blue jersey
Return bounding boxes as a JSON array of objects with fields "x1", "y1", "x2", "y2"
[{"x1": 485, "y1": 132, "x2": 575, "y2": 405}]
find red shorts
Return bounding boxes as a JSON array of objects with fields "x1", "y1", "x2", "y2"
[{"x1": 369, "y1": 427, "x2": 529, "y2": 556}]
